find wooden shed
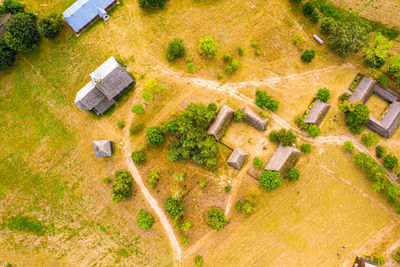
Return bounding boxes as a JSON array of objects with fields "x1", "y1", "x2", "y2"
[
  {"x1": 207, "y1": 104, "x2": 234, "y2": 140},
  {"x1": 227, "y1": 147, "x2": 248, "y2": 169},
  {"x1": 93, "y1": 140, "x2": 114, "y2": 157},
  {"x1": 348, "y1": 76, "x2": 375, "y2": 104},
  {"x1": 304, "y1": 99, "x2": 331, "y2": 126},
  {"x1": 243, "y1": 107, "x2": 269, "y2": 131},
  {"x1": 265, "y1": 144, "x2": 300, "y2": 176}
]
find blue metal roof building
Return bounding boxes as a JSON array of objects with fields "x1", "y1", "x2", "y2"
[{"x1": 63, "y1": 0, "x2": 116, "y2": 33}]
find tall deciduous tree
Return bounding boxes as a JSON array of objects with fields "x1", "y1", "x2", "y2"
[
  {"x1": 363, "y1": 33, "x2": 393, "y2": 68},
  {"x1": 3, "y1": 13, "x2": 40, "y2": 52}
]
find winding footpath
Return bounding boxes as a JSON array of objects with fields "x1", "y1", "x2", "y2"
[{"x1": 122, "y1": 64, "x2": 399, "y2": 265}]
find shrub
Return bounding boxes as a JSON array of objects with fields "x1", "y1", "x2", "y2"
[
  {"x1": 174, "y1": 172, "x2": 186, "y2": 182},
  {"x1": 255, "y1": 88, "x2": 280, "y2": 111},
  {"x1": 224, "y1": 185, "x2": 231, "y2": 193},
  {"x1": 2, "y1": 0, "x2": 24, "y2": 14},
  {"x1": 259, "y1": 170, "x2": 283, "y2": 190},
  {"x1": 338, "y1": 93, "x2": 350, "y2": 103},
  {"x1": 311, "y1": 9, "x2": 320, "y2": 23},
  {"x1": 301, "y1": 49, "x2": 316, "y2": 63},
  {"x1": 372, "y1": 255, "x2": 385, "y2": 265},
  {"x1": 293, "y1": 32, "x2": 305, "y2": 48},
  {"x1": 148, "y1": 168, "x2": 160, "y2": 189},
  {"x1": 303, "y1": 1, "x2": 316, "y2": 16},
  {"x1": 186, "y1": 61, "x2": 195, "y2": 72},
  {"x1": 131, "y1": 150, "x2": 146, "y2": 165},
  {"x1": 110, "y1": 170, "x2": 133, "y2": 203},
  {"x1": 343, "y1": 141, "x2": 355, "y2": 152},
  {"x1": 269, "y1": 131, "x2": 279, "y2": 143},
  {"x1": 131, "y1": 104, "x2": 144, "y2": 115},
  {"x1": 237, "y1": 45, "x2": 244, "y2": 56},
  {"x1": 375, "y1": 145, "x2": 387, "y2": 158},
  {"x1": 235, "y1": 199, "x2": 254, "y2": 214},
  {"x1": 137, "y1": 0, "x2": 166, "y2": 9},
  {"x1": 286, "y1": 168, "x2": 300, "y2": 181},
  {"x1": 233, "y1": 109, "x2": 246, "y2": 122},
  {"x1": 38, "y1": 13, "x2": 63, "y2": 39},
  {"x1": 307, "y1": 124, "x2": 321, "y2": 137},
  {"x1": 199, "y1": 36, "x2": 218, "y2": 58},
  {"x1": 339, "y1": 101, "x2": 370, "y2": 134},
  {"x1": 194, "y1": 255, "x2": 204, "y2": 267},
  {"x1": 146, "y1": 126, "x2": 165, "y2": 146},
  {"x1": 353, "y1": 152, "x2": 386, "y2": 192},
  {"x1": 320, "y1": 17, "x2": 336, "y2": 34},
  {"x1": 164, "y1": 196, "x2": 184, "y2": 218},
  {"x1": 300, "y1": 144, "x2": 312, "y2": 153},
  {"x1": 117, "y1": 121, "x2": 125, "y2": 128},
  {"x1": 180, "y1": 235, "x2": 188, "y2": 247},
  {"x1": 102, "y1": 177, "x2": 111, "y2": 184},
  {"x1": 394, "y1": 248, "x2": 400, "y2": 263},
  {"x1": 361, "y1": 132, "x2": 379, "y2": 147},
  {"x1": 0, "y1": 38, "x2": 16, "y2": 70},
  {"x1": 259, "y1": 110, "x2": 269, "y2": 118},
  {"x1": 225, "y1": 59, "x2": 239, "y2": 74},
  {"x1": 251, "y1": 40, "x2": 258, "y2": 47},
  {"x1": 170, "y1": 185, "x2": 184, "y2": 200},
  {"x1": 316, "y1": 88, "x2": 331, "y2": 102},
  {"x1": 206, "y1": 208, "x2": 227, "y2": 231},
  {"x1": 253, "y1": 157, "x2": 263, "y2": 169},
  {"x1": 267, "y1": 99, "x2": 280, "y2": 112},
  {"x1": 255, "y1": 49, "x2": 261, "y2": 56},
  {"x1": 180, "y1": 220, "x2": 191, "y2": 232},
  {"x1": 363, "y1": 33, "x2": 392, "y2": 69},
  {"x1": 129, "y1": 122, "x2": 143, "y2": 135},
  {"x1": 3, "y1": 13, "x2": 40, "y2": 52},
  {"x1": 137, "y1": 209, "x2": 154, "y2": 230},
  {"x1": 166, "y1": 38, "x2": 185, "y2": 61},
  {"x1": 223, "y1": 53, "x2": 232, "y2": 62},
  {"x1": 142, "y1": 91, "x2": 153, "y2": 102},
  {"x1": 279, "y1": 129, "x2": 297, "y2": 146},
  {"x1": 383, "y1": 154, "x2": 398, "y2": 170},
  {"x1": 199, "y1": 178, "x2": 208, "y2": 188}
]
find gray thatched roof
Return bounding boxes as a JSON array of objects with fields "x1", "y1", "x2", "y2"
[
  {"x1": 373, "y1": 83, "x2": 398, "y2": 102},
  {"x1": 243, "y1": 107, "x2": 269, "y2": 131},
  {"x1": 75, "y1": 81, "x2": 106, "y2": 110},
  {"x1": 348, "y1": 76, "x2": 375, "y2": 104},
  {"x1": 227, "y1": 147, "x2": 248, "y2": 169},
  {"x1": 304, "y1": 99, "x2": 331, "y2": 126},
  {"x1": 93, "y1": 140, "x2": 114, "y2": 157},
  {"x1": 90, "y1": 56, "x2": 135, "y2": 100},
  {"x1": 265, "y1": 144, "x2": 300, "y2": 176},
  {"x1": 208, "y1": 104, "x2": 234, "y2": 140},
  {"x1": 366, "y1": 101, "x2": 400, "y2": 138},
  {"x1": 75, "y1": 56, "x2": 135, "y2": 115}
]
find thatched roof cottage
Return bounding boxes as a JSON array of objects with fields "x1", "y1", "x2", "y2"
[
  {"x1": 366, "y1": 101, "x2": 400, "y2": 138},
  {"x1": 227, "y1": 147, "x2": 248, "y2": 169},
  {"x1": 348, "y1": 76, "x2": 375, "y2": 104},
  {"x1": 265, "y1": 144, "x2": 300, "y2": 176},
  {"x1": 243, "y1": 107, "x2": 269, "y2": 131},
  {"x1": 304, "y1": 99, "x2": 331, "y2": 126},
  {"x1": 208, "y1": 104, "x2": 234, "y2": 140},
  {"x1": 93, "y1": 140, "x2": 114, "y2": 157},
  {"x1": 75, "y1": 56, "x2": 135, "y2": 115}
]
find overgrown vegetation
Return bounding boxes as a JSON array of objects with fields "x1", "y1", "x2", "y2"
[
  {"x1": 137, "y1": 209, "x2": 154, "y2": 230},
  {"x1": 259, "y1": 170, "x2": 283, "y2": 190},
  {"x1": 206, "y1": 208, "x2": 227, "y2": 231},
  {"x1": 165, "y1": 103, "x2": 219, "y2": 169},
  {"x1": 2, "y1": 214, "x2": 46, "y2": 236},
  {"x1": 361, "y1": 132, "x2": 379, "y2": 147},
  {"x1": 269, "y1": 129, "x2": 297, "y2": 146},
  {"x1": 199, "y1": 36, "x2": 218, "y2": 58},
  {"x1": 110, "y1": 170, "x2": 134, "y2": 204},
  {"x1": 147, "y1": 168, "x2": 160, "y2": 189},
  {"x1": 255, "y1": 88, "x2": 280, "y2": 112},
  {"x1": 339, "y1": 101, "x2": 370, "y2": 134},
  {"x1": 137, "y1": 0, "x2": 167, "y2": 9},
  {"x1": 166, "y1": 38, "x2": 185, "y2": 62}
]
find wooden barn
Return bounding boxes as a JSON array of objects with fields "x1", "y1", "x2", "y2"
[
  {"x1": 207, "y1": 104, "x2": 234, "y2": 140},
  {"x1": 227, "y1": 147, "x2": 248, "y2": 169},
  {"x1": 304, "y1": 99, "x2": 331, "y2": 126},
  {"x1": 265, "y1": 144, "x2": 300, "y2": 176},
  {"x1": 242, "y1": 107, "x2": 269, "y2": 131}
]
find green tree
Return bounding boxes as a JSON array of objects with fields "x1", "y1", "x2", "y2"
[
  {"x1": 307, "y1": 124, "x2": 321, "y2": 137},
  {"x1": 303, "y1": 1, "x2": 316, "y2": 16},
  {"x1": 194, "y1": 255, "x2": 204, "y2": 266},
  {"x1": 316, "y1": 88, "x2": 331, "y2": 102},
  {"x1": 199, "y1": 178, "x2": 208, "y2": 189},
  {"x1": 255, "y1": 88, "x2": 280, "y2": 111},
  {"x1": 225, "y1": 59, "x2": 239, "y2": 74},
  {"x1": 363, "y1": 33, "x2": 393, "y2": 68},
  {"x1": 361, "y1": 132, "x2": 379, "y2": 147},
  {"x1": 320, "y1": 17, "x2": 336, "y2": 34},
  {"x1": 137, "y1": 209, "x2": 154, "y2": 230},
  {"x1": 142, "y1": 91, "x2": 153, "y2": 102},
  {"x1": 0, "y1": 38, "x2": 16, "y2": 69},
  {"x1": 137, "y1": 0, "x2": 166, "y2": 9},
  {"x1": 259, "y1": 170, "x2": 283, "y2": 190},
  {"x1": 253, "y1": 157, "x2": 263, "y2": 169},
  {"x1": 2, "y1": 0, "x2": 24, "y2": 14},
  {"x1": 147, "y1": 168, "x2": 160, "y2": 189},
  {"x1": 223, "y1": 53, "x2": 232, "y2": 62},
  {"x1": 131, "y1": 104, "x2": 144, "y2": 115},
  {"x1": 269, "y1": 130, "x2": 279, "y2": 143},
  {"x1": 386, "y1": 55, "x2": 400, "y2": 85},
  {"x1": 146, "y1": 126, "x2": 165, "y2": 146},
  {"x1": 233, "y1": 109, "x2": 246, "y2": 122},
  {"x1": 224, "y1": 185, "x2": 231, "y2": 192},
  {"x1": 199, "y1": 36, "x2": 218, "y2": 58},
  {"x1": 300, "y1": 144, "x2": 312, "y2": 153},
  {"x1": 38, "y1": 13, "x2": 63, "y2": 39},
  {"x1": 236, "y1": 199, "x2": 255, "y2": 214},
  {"x1": 383, "y1": 153, "x2": 398, "y2": 170},
  {"x1": 300, "y1": 49, "x2": 316, "y2": 63},
  {"x1": 206, "y1": 208, "x2": 227, "y2": 231},
  {"x1": 286, "y1": 167, "x2": 300, "y2": 181},
  {"x1": 129, "y1": 122, "x2": 143, "y2": 135},
  {"x1": 311, "y1": 9, "x2": 320, "y2": 23},
  {"x1": 375, "y1": 145, "x2": 387, "y2": 158},
  {"x1": 293, "y1": 32, "x2": 305, "y2": 48},
  {"x1": 131, "y1": 150, "x2": 146, "y2": 165},
  {"x1": 394, "y1": 247, "x2": 400, "y2": 263},
  {"x1": 277, "y1": 129, "x2": 297, "y2": 146},
  {"x1": 343, "y1": 141, "x2": 355, "y2": 152},
  {"x1": 180, "y1": 220, "x2": 191, "y2": 232},
  {"x1": 339, "y1": 101, "x2": 370, "y2": 134},
  {"x1": 166, "y1": 38, "x2": 185, "y2": 61},
  {"x1": 164, "y1": 196, "x2": 184, "y2": 218},
  {"x1": 110, "y1": 170, "x2": 133, "y2": 204},
  {"x1": 3, "y1": 13, "x2": 40, "y2": 52}
]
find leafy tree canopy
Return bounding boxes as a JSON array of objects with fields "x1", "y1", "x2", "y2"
[
  {"x1": 137, "y1": 209, "x2": 154, "y2": 230},
  {"x1": 146, "y1": 126, "x2": 165, "y2": 146},
  {"x1": 206, "y1": 208, "x2": 227, "y2": 231},
  {"x1": 137, "y1": 0, "x2": 166, "y2": 9},
  {"x1": 3, "y1": 13, "x2": 40, "y2": 52},
  {"x1": 199, "y1": 36, "x2": 218, "y2": 58},
  {"x1": 316, "y1": 88, "x2": 331, "y2": 102},
  {"x1": 259, "y1": 170, "x2": 283, "y2": 190},
  {"x1": 110, "y1": 170, "x2": 134, "y2": 204},
  {"x1": 363, "y1": 33, "x2": 393, "y2": 68},
  {"x1": 0, "y1": 37, "x2": 16, "y2": 69},
  {"x1": 339, "y1": 101, "x2": 370, "y2": 134},
  {"x1": 166, "y1": 38, "x2": 185, "y2": 61},
  {"x1": 164, "y1": 196, "x2": 185, "y2": 218},
  {"x1": 38, "y1": 12, "x2": 63, "y2": 39}
]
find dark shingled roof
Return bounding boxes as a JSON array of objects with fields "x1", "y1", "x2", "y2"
[
  {"x1": 243, "y1": 107, "x2": 269, "y2": 131},
  {"x1": 207, "y1": 104, "x2": 234, "y2": 140},
  {"x1": 75, "y1": 56, "x2": 135, "y2": 115},
  {"x1": 265, "y1": 144, "x2": 300, "y2": 176},
  {"x1": 227, "y1": 147, "x2": 248, "y2": 169},
  {"x1": 304, "y1": 99, "x2": 331, "y2": 126},
  {"x1": 93, "y1": 140, "x2": 114, "y2": 157},
  {"x1": 366, "y1": 101, "x2": 400, "y2": 138},
  {"x1": 348, "y1": 76, "x2": 375, "y2": 104}
]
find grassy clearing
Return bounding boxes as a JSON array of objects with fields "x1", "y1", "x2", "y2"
[
  {"x1": 366, "y1": 94, "x2": 390, "y2": 120},
  {"x1": 194, "y1": 144, "x2": 394, "y2": 266}
]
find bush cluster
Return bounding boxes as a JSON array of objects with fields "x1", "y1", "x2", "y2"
[
  {"x1": 255, "y1": 88, "x2": 280, "y2": 112},
  {"x1": 166, "y1": 38, "x2": 185, "y2": 61},
  {"x1": 164, "y1": 196, "x2": 185, "y2": 218},
  {"x1": 137, "y1": 209, "x2": 154, "y2": 230},
  {"x1": 361, "y1": 132, "x2": 379, "y2": 147},
  {"x1": 269, "y1": 129, "x2": 297, "y2": 146},
  {"x1": 300, "y1": 49, "x2": 316, "y2": 62},
  {"x1": 259, "y1": 170, "x2": 283, "y2": 190},
  {"x1": 306, "y1": 124, "x2": 321, "y2": 138},
  {"x1": 206, "y1": 208, "x2": 227, "y2": 231},
  {"x1": 235, "y1": 199, "x2": 255, "y2": 214},
  {"x1": 339, "y1": 101, "x2": 370, "y2": 134},
  {"x1": 233, "y1": 109, "x2": 246, "y2": 122},
  {"x1": 110, "y1": 170, "x2": 134, "y2": 204},
  {"x1": 199, "y1": 36, "x2": 218, "y2": 58},
  {"x1": 375, "y1": 145, "x2": 387, "y2": 158}
]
